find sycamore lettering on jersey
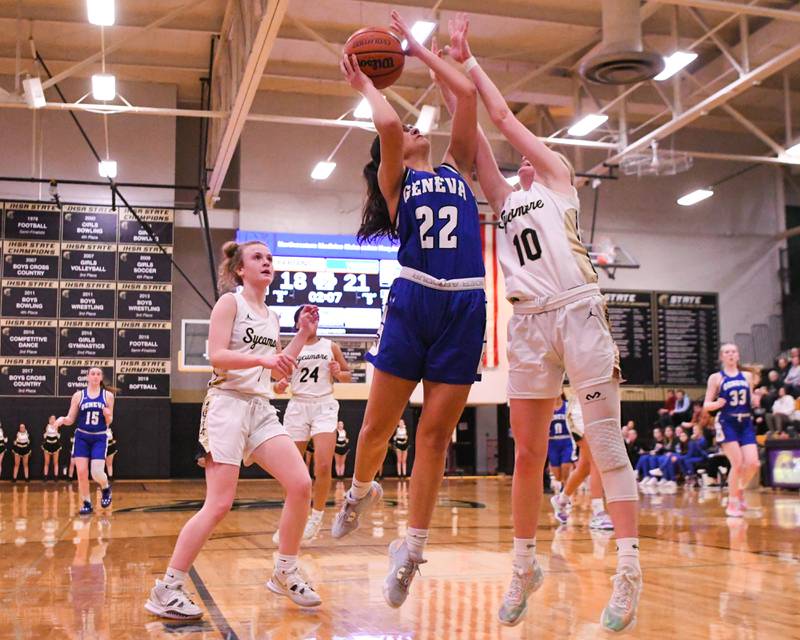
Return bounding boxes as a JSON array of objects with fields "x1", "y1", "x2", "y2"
[
  {"x1": 242, "y1": 327, "x2": 278, "y2": 350},
  {"x1": 498, "y1": 198, "x2": 545, "y2": 230},
  {"x1": 402, "y1": 175, "x2": 468, "y2": 203}
]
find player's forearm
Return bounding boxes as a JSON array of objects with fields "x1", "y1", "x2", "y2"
[
  {"x1": 209, "y1": 349, "x2": 265, "y2": 371},
  {"x1": 281, "y1": 329, "x2": 313, "y2": 361},
  {"x1": 335, "y1": 371, "x2": 353, "y2": 382},
  {"x1": 419, "y1": 47, "x2": 476, "y2": 100},
  {"x1": 467, "y1": 63, "x2": 512, "y2": 126},
  {"x1": 362, "y1": 83, "x2": 402, "y2": 134}
]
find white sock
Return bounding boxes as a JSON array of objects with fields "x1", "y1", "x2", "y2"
[
  {"x1": 349, "y1": 477, "x2": 373, "y2": 500},
  {"x1": 164, "y1": 567, "x2": 188, "y2": 585},
  {"x1": 276, "y1": 553, "x2": 298, "y2": 574},
  {"x1": 558, "y1": 492, "x2": 571, "y2": 506},
  {"x1": 310, "y1": 508, "x2": 324, "y2": 522},
  {"x1": 405, "y1": 527, "x2": 428, "y2": 558},
  {"x1": 616, "y1": 537, "x2": 641, "y2": 573},
  {"x1": 512, "y1": 537, "x2": 536, "y2": 571},
  {"x1": 591, "y1": 498, "x2": 605, "y2": 515},
  {"x1": 82, "y1": 495, "x2": 91, "y2": 504}
]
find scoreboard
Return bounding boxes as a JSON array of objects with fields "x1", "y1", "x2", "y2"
[{"x1": 239, "y1": 231, "x2": 400, "y2": 337}]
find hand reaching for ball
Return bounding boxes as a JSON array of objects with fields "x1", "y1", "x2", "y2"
[
  {"x1": 340, "y1": 53, "x2": 374, "y2": 93},
  {"x1": 391, "y1": 10, "x2": 425, "y2": 57}
]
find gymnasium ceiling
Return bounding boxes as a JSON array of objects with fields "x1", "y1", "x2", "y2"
[{"x1": 2, "y1": 0, "x2": 800, "y2": 193}]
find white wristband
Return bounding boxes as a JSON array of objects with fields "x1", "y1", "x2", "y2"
[{"x1": 464, "y1": 56, "x2": 478, "y2": 73}]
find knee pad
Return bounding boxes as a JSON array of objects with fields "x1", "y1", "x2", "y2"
[
  {"x1": 90, "y1": 459, "x2": 108, "y2": 486},
  {"x1": 578, "y1": 381, "x2": 638, "y2": 503}
]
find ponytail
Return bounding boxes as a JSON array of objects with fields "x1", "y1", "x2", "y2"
[
  {"x1": 217, "y1": 240, "x2": 266, "y2": 293},
  {"x1": 357, "y1": 136, "x2": 399, "y2": 244}
]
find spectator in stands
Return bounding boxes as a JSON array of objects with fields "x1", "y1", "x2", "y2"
[
  {"x1": 751, "y1": 387, "x2": 768, "y2": 434},
  {"x1": 766, "y1": 386, "x2": 795, "y2": 435},
  {"x1": 657, "y1": 390, "x2": 676, "y2": 427},
  {"x1": 775, "y1": 356, "x2": 791, "y2": 383},
  {"x1": 625, "y1": 428, "x2": 640, "y2": 467},
  {"x1": 635, "y1": 427, "x2": 664, "y2": 481},
  {"x1": 689, "y1": 401, "x2": 703, "y2": 425},
  {"x1": 656, "y1": 430, "x2": 691, "y2": 492},
  {"x1": 761, "y1": 370, "x2": 782, "y2": 411},
  {"x1": 784, "y1": 354, "x2": 800, "y2": 396},
  {"x1": 670, "y1": 390, "x2": 692, "y2": 426},
  {"x1": 680, "y1": 424, "x2": 710, "y2": 485}
]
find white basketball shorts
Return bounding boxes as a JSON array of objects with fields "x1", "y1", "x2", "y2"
[
  {"x1": 198, "y1": 387, "x2": 286, "y2": 466},
  {"x1": 283, "y1": 397, "x2": 340, "y2": 442},
  {"x1": 507, "y1": 292, "x2": 620, "y2": 399}
]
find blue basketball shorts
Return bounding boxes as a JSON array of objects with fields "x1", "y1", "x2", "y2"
[
  {"x1": 716, "y1": 416, "x2": 756, "y2": 446},
  {"x1": 366, "y1": 278, "x2": 486, "y2": 385},
  {"x1": 72, "y1": 430, "x2": 109, "y2": 460},
  {"x1": 548, "y1": 438, "x2": 575, "y2": 467}
]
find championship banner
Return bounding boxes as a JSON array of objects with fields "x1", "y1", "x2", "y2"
[
  {"x1": 0, "y1": 318, "x2": 58, "y2": 357},
  {"x1": 58, "y1": 359, "x2": 114, "y2": 397},
  {"x1": 116, "y1": 359, "x2": 171, "y2": 397},
  {"x1": 0, "y1": 202, "x2": 173, "y2": 397},
  {"x1": 0, "y1": 356, "x2": 57, "y2": 395}
]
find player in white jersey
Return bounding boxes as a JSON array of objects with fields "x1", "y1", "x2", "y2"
[
  {"x1": 274, "y1": 306, "x2": 352, "y2": 543},
  {"x1": 145, "y1": 240, "x2": 322, "y2": 620},
  {"x1": 443, "y1": 20, "x2": 641, "y2": 632}
]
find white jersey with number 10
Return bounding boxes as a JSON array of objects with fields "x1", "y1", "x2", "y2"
[{"x1": 496, "y1": 183, "x2": 597, "y2": 301}]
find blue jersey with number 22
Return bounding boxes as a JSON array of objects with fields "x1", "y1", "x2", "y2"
[{"x1": 396, "y1": 164, "x2": 485, "y2": 280}]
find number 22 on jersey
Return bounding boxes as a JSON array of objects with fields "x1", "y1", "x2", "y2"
[{"x1": 416, "y1": 205, "x2": 458, "y2": 249}]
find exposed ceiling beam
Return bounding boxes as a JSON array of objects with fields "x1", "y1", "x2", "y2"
[
  {"x1": 588, "y1": 40, "x2": 800, "y2": 178},
  {"x1": 655, "y1": 0, "x2": 800, "y2": 23},
  {"x1": 206, "y1": 0, "x2": 290, "y2": 204},
  {"x1": 39, "y1": 0, "x2": 211, "y2": 90}
]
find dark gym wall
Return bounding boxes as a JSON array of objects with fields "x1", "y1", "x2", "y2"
[{"x1": 0, "y1": 398, "x2": 170, "y2": 479}]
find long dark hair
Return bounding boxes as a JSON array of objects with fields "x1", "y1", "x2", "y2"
[{"x1": 357, "y1": 136, "x2": 399, "y2": 244}]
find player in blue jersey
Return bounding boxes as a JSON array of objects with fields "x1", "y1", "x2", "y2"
[
  {"x1": 703, "y1": 343, "x2": 758, "y2": 518},
  {"x1": 547, "y1": 397, "x2": 575, "y2": 494},
  {"x1": 55, "y1": 367, "x2": 115, "y2": 515},
  {"x1": 333, "y1": 12, "x2": 484, "y2": 609}
]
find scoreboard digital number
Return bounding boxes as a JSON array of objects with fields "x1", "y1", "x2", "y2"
[{"x1": 266, "y1": 256, "x2": 400, "y2": 336}]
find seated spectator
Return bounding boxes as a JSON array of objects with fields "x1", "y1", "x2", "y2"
[
  {"x1": 689, "y1": 401, "x2": 703, "y2": 424},
  {"x1": 654, "y1": 430, "x2": 690, "y2": 492},
  {"x1": 784, "y1": 354, "x2": 800, "y2": 396},
  {"x1": 775, "y1": 356, "x2": 790, "y2": 383},
  {"x1": 766, "y1": 386, "x2": 795, "y2": 435},
  {"x1": 679, "y1": 424, "x2": 711, "y2": 483},
  {"x1": 752, "y1": 387, "x2": 768, "y2": 435},
  {"x1": 657, "y1": 390, "x2": 676, "y2": 427},
  {"x1": 670, "y1": 390, "x2": 693, "y2": 425},
  {"x1": 636, "y1": 427, "x2": 665, "y2": 481}
]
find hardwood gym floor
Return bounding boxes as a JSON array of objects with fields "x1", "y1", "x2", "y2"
[{"x1": 1, "y1": 477, "x2": 797, "y2": 639}]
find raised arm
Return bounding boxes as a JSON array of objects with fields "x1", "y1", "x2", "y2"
[
  {"x1": 430, "y1": 40, "x2": 510, "y2": 215},
  {"x1": 341, "y1": 53, "x2": 405, "y2": 220},
  {"x1": 451, "y1": 20, "x2": 572, "y2": 194},
  {"x1": 391, "y1": 11, "x2": 477, "y2": 174}
]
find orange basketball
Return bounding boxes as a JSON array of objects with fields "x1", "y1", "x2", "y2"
[{"x1": 344, "y1": 27, "x2": 405, "y2": 90}]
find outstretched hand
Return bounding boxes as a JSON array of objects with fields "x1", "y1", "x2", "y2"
[
  {"x1": 446, "y1": 13, "x2": 472, "y2": 64},
  {"x1": 391, "y1": 10, "x2": 426, "y2": 57}
]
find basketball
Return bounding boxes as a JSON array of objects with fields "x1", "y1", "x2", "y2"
[{"x1": 344, "y1": 27, "x2": 405, "y2": 89}]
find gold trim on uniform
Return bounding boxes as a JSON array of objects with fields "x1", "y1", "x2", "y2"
[{"x1": 563, "y1": 207, "x2": 598, "y2": 286}]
